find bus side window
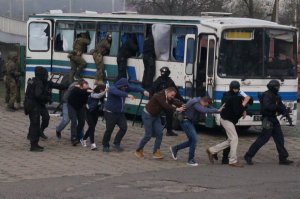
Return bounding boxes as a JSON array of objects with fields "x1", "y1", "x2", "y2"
[
  {"x1": 120, "y1": 23, "x2": 145, "y2": 57},
  {"x1": 55, "y1": 21, "x2": 75, "y2": 52},
  {"x1": 75, "y1": 22, "x2": 96, "y2": 54},
  {"x1": 29, "y1": 22, "x2": 50, "y2": 51},
  {"x1": 98, "y1": 23, "x2": 120, "y2": 57},
  {"x1": 170, "y1": 26, "x2": 197, "y2": 62}
]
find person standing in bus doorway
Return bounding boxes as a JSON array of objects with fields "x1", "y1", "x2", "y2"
[
  {"x1": 24, "y1": 66, "x2": 67, "y2": 152},
  {"x1": 116, "y1": 34, "x2": 138, "y2": 80},
  {"x1": 135, "y1": 87, "x2": 185, "y2": 159},
  {"x1": 4, "y1": 52, "x2": 22, "y2": 112},
  {"x1": 142, "y1": 28, "x2": 156, "y2": 90},
  {"x1": 92, "y1": 32, "x2": 112, "y2": 85},
  {"x1": 244, "y1": 80, "x2": 294, "y2": 166},
  {"x1": 150, "y1": 66, "x2": 185, "y2": 136},
  {"x1": 102, "y1": 78, "x2": 149, "y2": 152},
  {"x1": 68, "y1": 31, "x2": 91, "y2": 81},
  {"x1": 207, "y1": 93, "x2": 252, "y2": 167},
  {"x1": 170, "y1": 96, "x2": 224, "y2": 166}
]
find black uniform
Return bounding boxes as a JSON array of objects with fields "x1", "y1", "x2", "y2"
[
  {"x1": 24, "y1": 67, "x2": 66, "y2": 151},
  {"x1": 142, "y1": 35, "x2": 156, "y2": 89},
  {"x1": 116, "y1": 35, "x2": 138, "y2": 80},
  {"x1": 245, "y1": 80, "x2": 293, "y2": 165},
  {"x1": 150, "y1": 75, "x2": 184, "y2": 135}
]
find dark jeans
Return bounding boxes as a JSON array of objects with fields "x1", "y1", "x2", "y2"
[
  {"x1": 137, "y1": 110, "x2": 163, "y2": 153},
  {"x1": 165, "y1": 109, "x2": 173, "y2": 132},
  {"x1": 142, "y1": 55, "x2": 155, "y2": 89},
  {"x1": 246, "y1": 122, "x2": 289, "y2": 161},
  {"x1": 173, "y1": 119, "x2": 198, "y2": 161},
  {"x1": 102, "y1": 111, "x2": 127, "y2": 148},
  {"x1": 83, "y1": 108, "x2": 99, "y2": 143},
  {"x1": 27, "y1": 105, "x2": 49, "y2": 142},
  {"x1": 117, "y1": 57, "x2": 127, "y2": 80},
  {"x1": 68, "y1": 104, "x2": 86, "y2": 141}
]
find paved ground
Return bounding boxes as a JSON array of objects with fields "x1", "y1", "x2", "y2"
[{"x1": 0, "y1": 99, "x2": 299, "y2": 198}]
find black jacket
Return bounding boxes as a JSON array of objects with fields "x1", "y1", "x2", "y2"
[
  {"x1": 68, "y1": 87, "x2": 90, "y2": 110},
  {"x1": 221, "y1": 95, "x2": 246, "y2": 124},
  {"x1": 117, "y1": 37, "x2": 138, "y2": 60}
]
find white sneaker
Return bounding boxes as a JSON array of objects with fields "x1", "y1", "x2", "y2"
[
  {"x1": 91, "y1": 143, "x2": 97, "y2": 150},
  {"x1": 80, "y1": 139, "x2": 87, "y2": 147}
]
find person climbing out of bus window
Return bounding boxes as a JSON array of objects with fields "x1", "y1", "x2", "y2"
[
  {"x1": 91, "y1": 32, "x2": 112, "y2": 85},
  {"x1": 68, "y1": 31, "x2": 91, "y2": 81},
  {"x1": 135, "y1": 87, "x2": 185, "y2": 160},
  {"x1": 24, "y1": 66, "x2": 67, "y2": 152},
  {"x1": 142, "y1": 27, "x2": 156, "y2": 90},
  {"x1": 207, "y1": 83, "x2": 253, "y2": 168},
  {"x1": 102, "y1": 78, "x2": 149, "y2": 152},
  {"x1": 116, "y1": 33, "x2": 138, "y2": 80},
  {"x1": 149, "y1": 66, "x2": 185, "y2": 136},
  {"x1": 244, "y1": 80, "x2": 294, "y2": 166}
]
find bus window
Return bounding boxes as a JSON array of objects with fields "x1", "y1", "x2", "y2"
[
  {"x1": 75, "y1": 22, "x2": 96, "y2": 53},
  {"x1": 98, "y1": 23, "x2": 120, "y2": 56},
  {"x1": 170, "y1": 26, "x2": 197, "y2": 62},
  {"x1": 29, "y1": 22, "x2": 50, "y2": 51},
  {"x1": 207, "y1": 39, "x2": 215, "y2": 77},
  {"x1": 120, "y1": 24, "x2": 145, "y2": 57},
  {"x1": 185, "y1": 38, "x2": 195, "y2": 74},
  {"x1": 55, "y1": 21, "x2": 75, "y2": 52}
]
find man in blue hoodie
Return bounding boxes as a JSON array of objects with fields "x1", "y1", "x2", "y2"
[{"x1": 102, "y1": 78, "x2": 149, "y2": 152}]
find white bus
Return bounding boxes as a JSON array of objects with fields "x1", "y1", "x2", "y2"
[{"x1": 26, "y1": 11, "x2": 298, "y2": 128}]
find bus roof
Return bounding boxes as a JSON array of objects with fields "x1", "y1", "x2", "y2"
[{"x1": 31, "y1": 12, "x2": 297, "y2": 31}]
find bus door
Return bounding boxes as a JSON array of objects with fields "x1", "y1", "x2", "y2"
[
  {"x1": 184, "y1": 34, "x2": 196, "y2": 99},
  {"x1": 26, "y1": 20, "x2": 53, "y2": 79},
  {"x1": 205, "y1": 35, "x2": 217, "y2": 98}
]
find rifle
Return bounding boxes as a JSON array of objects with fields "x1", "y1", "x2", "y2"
[{"x1": 280, "y1": 107, "x2": 293, "y2": 126}]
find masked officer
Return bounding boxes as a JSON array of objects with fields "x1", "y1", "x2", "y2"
[
  {"x1": 244, "y1": 80, "x2": 293, "y2": 165},
  {"x1": 24, "y1": 66, "x2": 66, "y2": 151},
  {"x1": 5, "y1": 52, "x2": 21, "y2": 111},
  {"x1": 68, "y1": 31, "x2": 91, "y2": 81},
  {"x1": 92, "y1": 32, "x2": 112, "y2": 85},
  {"x1": 150, "y1": 66, "x2": 184, "y2": 136},
  {"x1": 142, "y1": 31, "x2": 156, "y2": 89}
]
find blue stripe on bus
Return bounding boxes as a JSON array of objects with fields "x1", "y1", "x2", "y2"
[{"x1": 214, "y1": 91, "x2": 298, "y2": 101}]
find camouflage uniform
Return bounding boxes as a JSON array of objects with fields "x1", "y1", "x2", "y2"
[
  {"x1": 92, "y1": 33, "x2": 111, "y2": 84},
  {"x1": 68, "y1": 32, "x2": 90, "y2": 81},
  {"x1": 5, "y1": 54, "x2": 21, "y2": 110}
]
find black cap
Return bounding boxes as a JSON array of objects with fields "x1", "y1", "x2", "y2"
[
  {"x1": 229, "y1": 81, "x2": 240, "y2": 90},
  {"x1": 267, "y1": 79, "x2": 280, "y2": 93}
]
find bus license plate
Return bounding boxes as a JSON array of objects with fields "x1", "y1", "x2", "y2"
[{"x1": 253, "y1": 115, "x2": 262, "y2": 121}]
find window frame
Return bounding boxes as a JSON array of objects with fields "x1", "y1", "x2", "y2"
[
  {"x1": 28, "y1": 21, "x2": 51, "y2": 52},
  {"x1": 54, "y1": 20, "x2": 75, "y2": 53}
]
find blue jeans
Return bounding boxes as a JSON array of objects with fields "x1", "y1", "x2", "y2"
[
  {"x1": 137, "y1": 110, "x2": 163, "y2": 153},
  {"x1": 56, "y1": 103, "x2": 70, "y2": 133},
  {"x1": 173, "y1": 119, "x2": 198, "y2": 161}
]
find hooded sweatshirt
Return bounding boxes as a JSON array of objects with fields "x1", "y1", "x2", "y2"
[{"x1": 104, "y1": 78, "x2": 144, "y2": 113}]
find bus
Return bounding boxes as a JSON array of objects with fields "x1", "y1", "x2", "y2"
[{"x1": 26, "y1": 11, "x2": 298, "y2": 128}]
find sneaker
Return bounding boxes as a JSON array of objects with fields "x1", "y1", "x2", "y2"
[
  {"x1": 206, "y1": 149, "x2": 214, "y2": 164},
  {"x1": 90, "y1": 143, "x2": 97, "y2": 150},
  {"x1": 30, "y1": 146, "x2": 44, "y2": 152},
  {"x1": 153, "y1": 150, "x2": 163, "y2": 159},
  {"x1": 80, "y1": 139, "x2": 87, "y2": 147},
  {"x1": 103, "y1": 147, "x2": 110, "y2": 152},
  {"x1": 56, "y1": 131, "x2": 61, "y2": 139},
  {"x1": 135, "y1": 149, "x2": 144, "y2": 159},
  {"x1": 187, "y1": 159, "x2": 198, "y2": 166},
  {"x1": 71, "y1": 139, "x2": 80, "y2": 146},
  {"x1": 36, "y1": 144, "x2": 44, "y2": 150},
  {"x1": 229, "y1": 162, "x2": 244, "y2": 168},
  {"x1": 113, "y1": 144, "x2": 124, "y2": 152},
  {"x1": 166, "y1": 131, "x2": 178, "y2": 136},
  {"x1": 244, "y1": 154, "x2": 253, "y2": 165},
  {"x1": 279, "y1": 159, "x2": 294, "y2": 165},
  {"x1": 170, "y1": 146, "x2": 177, "y2": 160}
]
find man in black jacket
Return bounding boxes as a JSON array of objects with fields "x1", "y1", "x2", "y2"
[
  {"x1": 24, "y1": 67, "x2": 66, "y2": 152},
  {"x1": 244, "y1": 80, "x2": 294, "y2": 165},
  {"x1": 207, "y1": 93, "x2": 251, "y2": 167},
  {"x1": 150, "y1": 66, "x2": 184, "y2": 136}
]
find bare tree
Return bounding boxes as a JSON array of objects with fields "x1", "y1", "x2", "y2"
[{"x1": 128, "y1": 0, "x2": 224, "y2": 16}]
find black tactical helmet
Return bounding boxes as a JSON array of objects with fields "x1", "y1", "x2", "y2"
[
  {"x1": 160, "y1": 67, "x2": 170, "y2": 77},
  {"x1": 267, "y1": 79, "x2": 280, "y2": 93},
  {"x1": 229, "y1": 81, "x2": 240, "y2": 91}
]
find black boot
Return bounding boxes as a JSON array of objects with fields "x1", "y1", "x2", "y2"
[
  {"x1": 244, "y1": 153, "x2": 253, "y2": 165},
  {"x1": 40, "y1": 131, "x2": 48, "y2": 139},
  {"x1": 279, "y1": 159, "x2": 294, "y2": 165},
  {"x1": 166, "y1": 131, "x2": 178, "y2": 136},
  {"x1": 30, "y1": 141, "x2": 44, "y2": 152}
]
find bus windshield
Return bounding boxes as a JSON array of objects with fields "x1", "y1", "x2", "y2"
[{"x1": 218, "y1": 28, "x2": 297, "y2": 79}]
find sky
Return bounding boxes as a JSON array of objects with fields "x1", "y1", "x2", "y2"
[{"x1": 0, "y1": 0, "x2": 126, "y2": 21}]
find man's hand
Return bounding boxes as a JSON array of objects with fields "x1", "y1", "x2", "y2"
[
  {"x1": 128, "y1": 94, "x2": 135, "y2": 100},
  {"x1": 143, "y1": 90, "x2": 150, "y2": 97},
  {"x1": 176, "y1": 106, "x2": 186, "y2": 112},
  {"x1": 218, "y1": 104, "x2": 225, "y2": 112},
  {"x1": 242, "y1": 111, "x2": 247, "y2": 119},
  {"x1": 242, "y1": 96, "x2": 251, "y2": 107}
]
